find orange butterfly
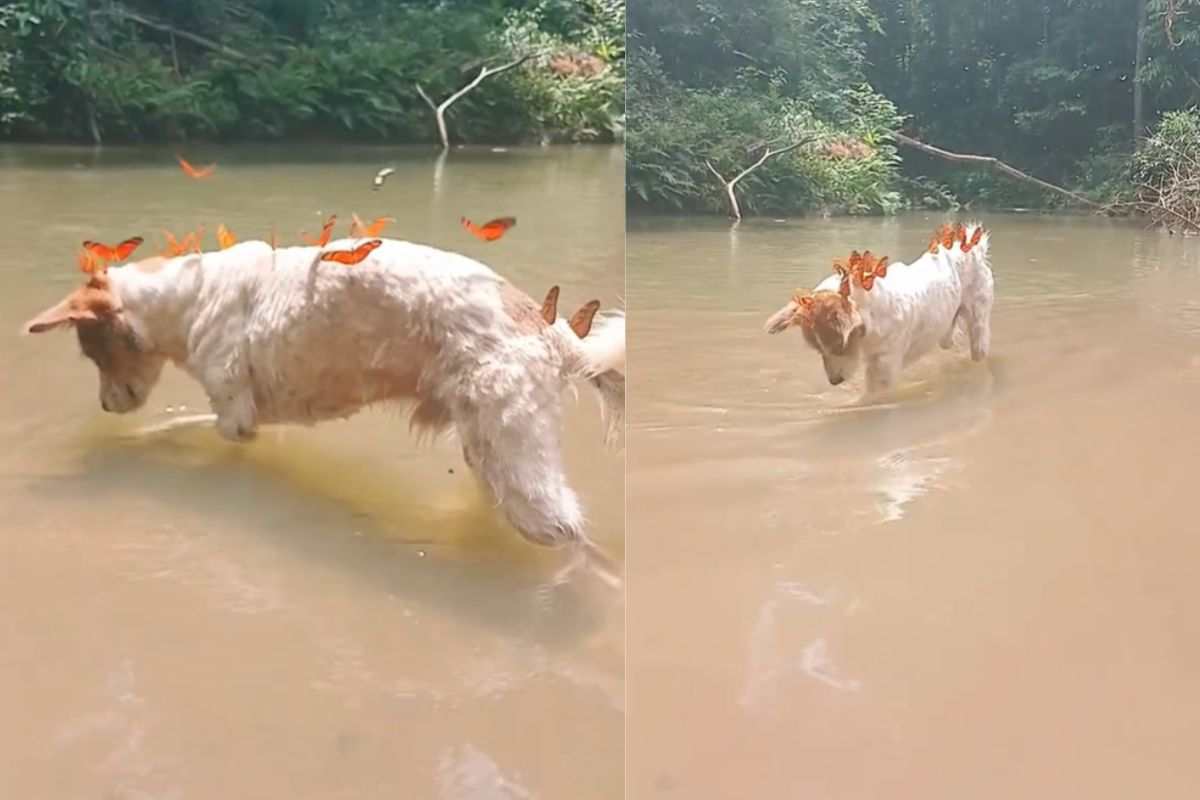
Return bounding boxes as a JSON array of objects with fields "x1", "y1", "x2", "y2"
[
  {"x1": 161, "y1": 228, "x2": 203, "y2": 257},
  {"x1": 319, "y1": 239, "x2": 382, "y2": 266},
  {"x1": 858, "y1": 253, "x2": 890, "y2": 291},
  {"x1": 217, "y1": 224, "x2": 237, "y2": 250},
  {"x1": 303, "y1": 214, "x2": 338, "y2": 246},
  {"x1": 82, "y1": 236, "x2": 143, "y2": 263},
  {"x1": 964, "y1": 226, "x2": 984, "y2": 252},
  {"x1": 461, "y1": 216, "x2": 516, "y2": 242},
  {"x1": 77, "y1": 248, "x2": 104, "y2": 275},
  {"x1": 350, "y1": 214, "x2": 394, "y2": 237},
  {"x1": 176, "y1": 155, "x2": 215, "y2": 179}
]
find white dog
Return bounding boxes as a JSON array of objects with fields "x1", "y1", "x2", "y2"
[
  {"x1": 764, "y1": 222, "x2": 993, "y2": 393},
  {"x1": 23, "y1": 238, "x2": 624, "y2": 559}
]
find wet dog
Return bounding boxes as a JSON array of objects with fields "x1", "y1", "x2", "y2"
[
  {"x1": 764, "y1": 222, "x2": 993, "y2": 394},
  {"x1": 22, "y1": 239, "x2": 624, "y2": 565}
]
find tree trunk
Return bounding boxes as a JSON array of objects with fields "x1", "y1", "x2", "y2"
[{"x1": 1134, "y1": 0, "x2": 1148, "y2": 149}]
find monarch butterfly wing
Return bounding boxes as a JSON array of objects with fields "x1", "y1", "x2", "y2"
[
  {"x1": 113, "y1": 236, "x2": 144, "y2": 261},
  {"x1": 317, "y1": 215, "x2": 337, "y2": 247},
  {"x1": 475, "y1": 217, "x2": 516, "y2": 241},
  {"x1": 460, "y1": 217, "x2": 483, "y2": 239},
  {"x1": 82, "y1": 241, "x2": 112, "y2": 260},
  {"x1": 355, "y1": 239, "x2": 383, "y2": 263},
  {"x1": 366, "y1": 217, "x2": 393, "y2": 236},
  {"x1": 177, "y1": 155, "x2": 215, "y2": 178},
  {"x1": 321, "y1": 239, "x2": 381, "y2": 266}
]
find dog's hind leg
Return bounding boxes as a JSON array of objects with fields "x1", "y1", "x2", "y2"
[
  {"x1": 940, "y1": 308, "x2": 962, "y2": 350},
  {"x1": 453, "y1": 396, "x2": 586, "y2": 549},
  {"x1": 961, "y1": 295, "x2": 993, "y2": 361},
  {"x1": 865, "y1": 351, "x2": 901, "y2": 395}
]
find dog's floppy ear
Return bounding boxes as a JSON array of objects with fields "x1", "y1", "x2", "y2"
[
  {"x1": 541, "y1": 285, "x2": 560, "y2": 325},
  {"x1": 22, "y1": 276, "x2": 118, "y2": 335},
  {"x1": 764, "y1": 293, "x2": 812, "y2": 334},
  {"x1": 568, "y1": 300, "x2": 601, "y2": 338},
  {"x1": 22, "y1": 297, "x2": 99, "y2": 334}
]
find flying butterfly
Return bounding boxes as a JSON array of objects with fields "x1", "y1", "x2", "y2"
[
  {"x1": 350, "y1": 214, "x2": 394, "y2": 237},
  {"x1": 176, "y1": 155, "x2": 216, "y2": 179},
  {"x1": 319, "y1": 239, "x2": 382, "y2": 266},
  {"x1": 216, "y1": 224, "x2": 237, "y2": 250},
  {"x1": 82, "y1": 236, "x2": 143, "y2": 263},
  {"x1": 372, "y1": 167, "x2": 395, "y2": 190},
  {"x1": 461, "y1": 216, "x2": 516, "y2": 242},
  {"x1": 303, "y1": 214, "x2": 338, "y2": 247}
]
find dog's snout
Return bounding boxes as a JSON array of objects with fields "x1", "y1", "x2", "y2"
[{"x1": 829, "y1": 375, "x2": 845, "y2": 386}]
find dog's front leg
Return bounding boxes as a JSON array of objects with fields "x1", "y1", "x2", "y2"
[
  {"x1": 940, "y1": 308, "x2": 962, "y2": 350},
  {"x1": 212, "y1": 389, "x2": 258, "y2": 442},
  {"x1": 864, "y1": 352, "x2": 900, "y2": 395},
  {"x1": 196, "y1": 363, "x2": 258, "y2": 442}
]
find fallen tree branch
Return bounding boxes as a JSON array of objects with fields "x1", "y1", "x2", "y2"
[
  {"x1": 705, "y1": 139, "x2": 810, "y2": 220},
  {"x1": 894, "y1": 132, "x2": 1102, "y2": 209},
  {"x1": 112, "y1": 9, "x2": 260, "y2": 63},
  {"x1": 416, "y1": 53, "x2": 537, "y2": 149}
]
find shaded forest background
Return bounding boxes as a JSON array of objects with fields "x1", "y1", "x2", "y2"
[
  {"x1": 0, "y1": 0, "x2": 624, "y2": 144},
  {"x1": 628, "y1": 0, "x2": 1200, "y2": 215}
]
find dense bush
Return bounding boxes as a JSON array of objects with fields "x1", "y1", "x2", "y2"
[
  {"x1": 0, "y1": 0, "x2": 624, "y2": 144},
  {"x1": 627, "y1": 0, "x2": 905, "y2": 215},
  {"x1": 629, "y1": 0, "x2": 1200, "y2": 215}
]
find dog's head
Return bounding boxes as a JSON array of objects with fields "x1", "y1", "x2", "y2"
[
  {"x1": 764, "y1": 280, "x2": 865, "y2": 386},
  {"x1": 22, "y1": 273, "x2": 166, "y2": 413}
]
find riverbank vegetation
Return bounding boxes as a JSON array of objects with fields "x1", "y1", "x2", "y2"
[
  {"x1": 628, "y1": 0, "x2": 1200, "y2": 223},
  {"x1": 0, "y1": 0, "x2": 624, "y2": 145}
]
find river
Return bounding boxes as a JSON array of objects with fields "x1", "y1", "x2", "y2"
[
  {"x1": 0, "y1": 144, "x2": 624, "y2": 799},
  {"x1": 626, "y1": 212, "x2": 1200, "y2": 799}
]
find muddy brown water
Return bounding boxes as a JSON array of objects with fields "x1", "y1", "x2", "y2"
[
  {"x1": 0, "y1": 144, "x2": 624, "y2": 799},
  {"x1": 626, "y1": 213, "x2": 1200, "y2": 799}
]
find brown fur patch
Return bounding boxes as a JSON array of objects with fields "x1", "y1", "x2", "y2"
[{"x1": 798, "y1": 290, "x2": 858, "y2": 355}]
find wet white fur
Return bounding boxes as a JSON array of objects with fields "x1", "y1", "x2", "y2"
[
  {"x1": 776, "y1": 223, "x2": 992, "y2": 393},
  {"x1": 101, "y1": 238, "x2": 624, "y2": 550}
]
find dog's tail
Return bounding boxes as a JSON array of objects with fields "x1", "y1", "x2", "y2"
[{"x1": 554, "y1": 307, "x2": 626, "y2": 447}]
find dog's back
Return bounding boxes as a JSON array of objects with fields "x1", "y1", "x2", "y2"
[
  {"x1": 177, "y1": 239, "x2": 542, "y2": 425},
  {"x1": 850, "y1": 223, "x2": 992, "y2": 366}
]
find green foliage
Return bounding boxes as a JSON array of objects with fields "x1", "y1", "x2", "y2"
[
  {"x1": 627, "y1": 0, "x2": 904, "y2": 215},
  {"x1": 0, "y1": 0, "x2": 623, "y2": 143},
  {"x1": 629, "y1": 0, "x2": 1200, "y2": 214},
  {"x1": 1134, "y1": 107, "x2": 1200, "y2": 183}
]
